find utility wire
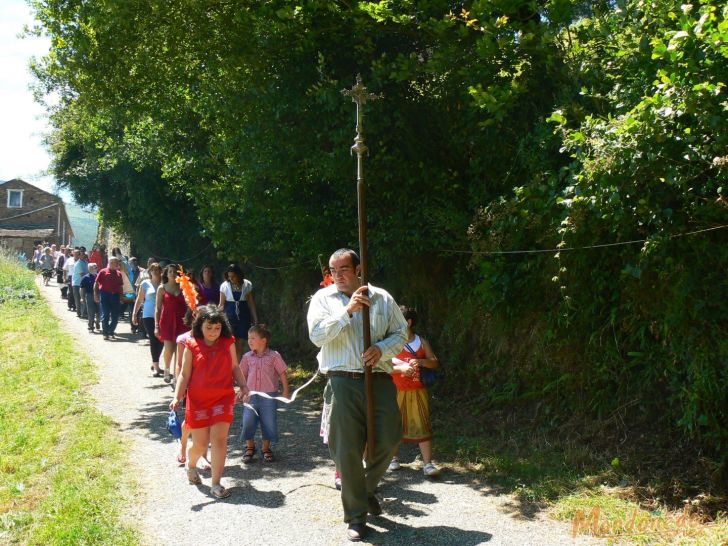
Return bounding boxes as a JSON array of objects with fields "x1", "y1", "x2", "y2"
[
  {"x1": 0, "y1": 202, "x2": 62, "y2": 222},
  {"x1": 247, "y1": 257, "x2": 319, "y2": 270},
  {"x1": 439, "y1": 224, "x2": 728, "y2": 256},
  {"x1": 135, "y1": 225, "x2": 728, "y2": 270},
  {"x1": 146, "y1": 241, "x2": 215, "y2": 264}
]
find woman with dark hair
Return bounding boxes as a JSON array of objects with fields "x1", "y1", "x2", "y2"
[
  {"x1": 155, "y1": 263, "x2": 190, "y2": 383},
  {"x1": 197, "y1": 264, "x2": 220, "y2": 306},
  {"x1": 170, "y1": 305, "x2": 249, "y2": 499},
  {"x1": 133, "y1": 263, "x2": 164, "y2": 376},
  {"x1": 218, "y1": 263, "x2": 258, "y2": 363}
]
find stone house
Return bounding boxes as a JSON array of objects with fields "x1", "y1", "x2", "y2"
[{"x1": 0, "y1": 179, "x2": 74, "y2": 258}]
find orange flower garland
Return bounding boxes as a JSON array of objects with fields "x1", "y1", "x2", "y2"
[
  {"x1": 317, "y1": 254, "x2": 334, "y2": 287},
  {"x1": 320, "y1": 271, "x2": 334, "y2": 287},
  {"x1": 177, "y1": 266, "x2": 199, "y2": 311}
]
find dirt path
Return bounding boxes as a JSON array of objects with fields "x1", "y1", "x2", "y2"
[{"x1": 39, "y1": 280, "x2": 601, "y2": 546}]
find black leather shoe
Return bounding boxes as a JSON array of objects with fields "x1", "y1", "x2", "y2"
[
  {"x1": 367, "y1": 495, "x2": 382, "y2": 515},
  {"x1": 347, "y1": 523, "x2": 368, "y2": 542}
]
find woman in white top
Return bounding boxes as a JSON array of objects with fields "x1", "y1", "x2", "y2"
[
  {"x1": 132, "y1": 263, "x2": 164, "y2": 376},
  {"x1": 218, "y1": 263, "x2": 258, "y2": 363}
]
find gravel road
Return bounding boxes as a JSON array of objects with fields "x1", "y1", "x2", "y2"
[{"x1": 39, "y1": 280, "x2": 601, "y2": 546}]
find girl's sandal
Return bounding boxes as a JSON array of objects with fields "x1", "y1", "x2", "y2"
[
  {"x1": 242, "y1": 447, "x2": 255, "y2": 463},
  {"x1": 186, "y1": 466, "x2": 202, "y2": 485},
  {"x1": 211, "y1": 484, "x2": 230, "y2": 499},
  {"x1": 176, "y1": 453, "x2": 186, "y2": 466},
  {"x1": 262, "y1": 449, "x2": 274, "y2": 463}
]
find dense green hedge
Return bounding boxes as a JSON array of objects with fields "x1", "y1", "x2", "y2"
[{"x1": 32, "y1": 0, "x2": 727, "y2": 456}]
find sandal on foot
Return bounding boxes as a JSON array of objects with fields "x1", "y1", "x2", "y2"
[
  {"x1": 262, "y1": 449, "x2": 274, "y2": 462},
  {"x1": 176, "y1": 453, "x2": 186, "y2": 465},
  {"x1": 242, "y1": 447, "x2": 255, "y2": 463},
  {"x1": 186, "y1": 466, "x2": 202, "y2": 485},
  {"x1": 211, "y1": 484, "x2": 230, "y2": 499},
  {"x1": 163, "y1": 371, "x2": 172, "y2": 383}
]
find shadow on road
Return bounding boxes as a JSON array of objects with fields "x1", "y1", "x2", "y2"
[
  {"x1": 126, "y1": 391, "x2": 337, "y2": 479},
  {"x1": 378, "y1": 445, "x2": 543, "y2": 522},
  {"x1": 368, "y1": 516, "x2": 492, "y2": 544},
  {"x1": 189, "y1": 481, "x2": 286, "y2": 511}
]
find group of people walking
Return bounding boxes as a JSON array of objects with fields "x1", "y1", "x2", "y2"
[
  {"x1": 43, "y1": 243, "x2": 139, "y2": 338},
  {"x1": 40, "y1": 250, "x2": 287, "y2": 498},
  {"x1": 136, "y1": 261, "x2": 293, "y2": 498},
  {"x1": 38, "y1": 243, "x2": 440, "y2": 541}
]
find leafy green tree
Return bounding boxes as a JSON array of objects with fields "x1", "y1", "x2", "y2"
[
  {"x1": 30, "y1": 0, "x2": 728, "y2": 460},
  {"x1": 470, "y1": 0, "x2": 728, "y2": 450}
]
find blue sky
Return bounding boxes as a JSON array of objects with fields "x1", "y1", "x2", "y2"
[{"x1": 0, "y1": 0, "x2": 60, "y2": 197}]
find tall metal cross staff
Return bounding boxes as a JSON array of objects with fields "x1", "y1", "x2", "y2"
[{"x1": 342, "y1": 74, "x2": 382, "y2": 460}]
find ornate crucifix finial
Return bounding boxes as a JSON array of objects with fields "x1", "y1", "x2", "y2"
[
  {"x1": 340, "y1": 74, "x2": 383, "y2": 461},
  {"x1": 342, "y1": 74, "x2": 382, "y2": 157}
]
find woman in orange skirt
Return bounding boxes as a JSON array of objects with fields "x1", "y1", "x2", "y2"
[
  {"x1": 390, "y1": 306, "x2": 441, "y2": 477},
  {"x1": 170, "y1": 305, "x2": 249, "y2": 499}
]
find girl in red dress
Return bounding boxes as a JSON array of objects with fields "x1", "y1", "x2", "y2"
[{"x1": 170, "y1": 305, "x2": 249, "y2": 499}]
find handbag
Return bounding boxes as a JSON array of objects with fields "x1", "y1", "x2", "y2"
[
  {"x1": 405, "y1": 342, "x2": 436, "y2": 387},
  {"x1": 419, "y1": 366, "x2": 436, "y2": 388},
  {"x1": 166, "y1": 410, "x2": 182, "y2": 439},
  {"x1": 120, "y1": 271, "x2": 135, "y2": 303}
]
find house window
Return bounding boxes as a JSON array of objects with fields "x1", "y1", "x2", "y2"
[{"x1": 7, "y1": 189, "x2": 23, "y2": 208}]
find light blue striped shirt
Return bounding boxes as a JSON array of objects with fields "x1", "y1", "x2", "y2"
[
  {"x1": 72, "y1": 259, "x2": 88, "y2": 286},
  {"x1": 307, "y1": 283, "x2": 408, "y2": 374}
]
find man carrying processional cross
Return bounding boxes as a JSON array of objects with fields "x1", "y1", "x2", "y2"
[
  {"x1": 307, "y1": 76, "x2": 408, "y2": 542},
  {"x1": 307, "y1": 248, "x2": 407, "y2": 541}
]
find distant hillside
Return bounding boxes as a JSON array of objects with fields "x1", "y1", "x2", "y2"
[{"x1": 65, "y1": 202, "x2": 99, "y2": 249}]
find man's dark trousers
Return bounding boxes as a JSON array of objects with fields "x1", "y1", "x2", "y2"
[
  {"x1": 99, "y1": 291, "x2": 120, "y2": 336},
  {"x1": 327, "y1": 373, "x2": 402, "y2": 524},
  {"x1": 72, "y1": 285, "x2": 85, "y2": 318}
]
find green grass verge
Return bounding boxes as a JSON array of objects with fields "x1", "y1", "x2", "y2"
[
  {"x1": 0, "y1": 251, "x2": 138, "y2": 545},
  {"x1": 433, "y1": 406, "x2": 728, "y2": 545},
  {"x1": 552, "y1": 491, "x2": 728, "y2": 545}
]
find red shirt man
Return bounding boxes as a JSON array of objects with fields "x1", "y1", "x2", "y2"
[
  {"x1": 93, "y1": 257, "x2": 124, "y2": 340},
  {"x1": 94, "y1": 258, "x2": 123, "y2": 298}
]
